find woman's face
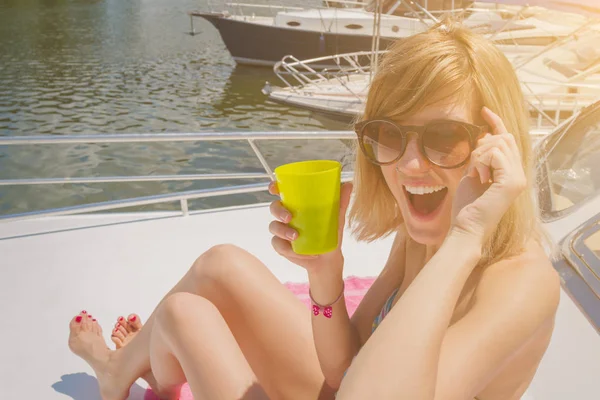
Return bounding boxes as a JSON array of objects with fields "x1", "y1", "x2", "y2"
[{"x1": 380, "y1": 101, "x2": 473, "y2": 246}]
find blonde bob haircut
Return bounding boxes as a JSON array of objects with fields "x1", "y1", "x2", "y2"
[{"x1": 348, "y1": 19, "x2": 541, "y2": 266}]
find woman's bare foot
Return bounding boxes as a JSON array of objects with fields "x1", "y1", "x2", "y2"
[
  {"x1": 111, "y1": 313, "x2": 143, "y2": 349},
  {"x1": 111, "y1": 314, "x2": 163, "y2": 396},
  {"x1": 68, "y1": 311, "x2": 132, "y2": 400}
]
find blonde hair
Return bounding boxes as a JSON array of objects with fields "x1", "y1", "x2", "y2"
[{"x1": 348, "y1": 19, "x2": 541, "y2": 266}]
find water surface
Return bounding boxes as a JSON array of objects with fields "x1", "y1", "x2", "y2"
[{"x1": 0, "y1": 0, "x2": 351, "y2": 215}]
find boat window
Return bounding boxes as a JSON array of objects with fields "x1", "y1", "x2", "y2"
[
  {"x1": 571, "y1": 219, "x2": 600, "y2": 283},
  {"x1": 286, "y1": 21, "x2": 300, "y2": 27},
  {"x1": 584, "y1": 228, "x2": 600, "y2": 259},
  {"x1": 537, "y1": 105, "x2": 600, "y2": 220},
  {"x1": 559, "y1": 216, "x2": 600, "y2": 332},
  {"x1": 345, "y1": 24, "x2": 363, "y2": 30}
]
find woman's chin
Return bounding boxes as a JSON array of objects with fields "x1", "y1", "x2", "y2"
[{"x1": 398, "y1": 197, "x2": 451, "y2": 245}]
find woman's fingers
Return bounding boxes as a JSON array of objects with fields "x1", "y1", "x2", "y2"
[
  {"x1": 271, "y1": 236, "x2": 317, "y2": 260},
  {"x1": 269, "y1": 200, "x2": 291, "y2": 223},
  {"x1": 477, "y1": 132, "x2": 520, "y2": 162},
  {"x1": 471, "y1": 143, "x2": 503, "y2": 184},
  {"x1": 269, "y1": 220, "x2": 298, "y2": 241},
  {"x1": 268, "y1": 181, "x2": 279, "y2": 196},
  {"x1": 500, "y1": 133, "x2": 521, "y2": 163},
  {"x1": 481, "y1": 106, "x2": 508, "y2": 135},
  {"x1": 474, "y1": 162, "x2": 491, "y2": 185},
  {"x1": 472, "y1": 144, "x2": 523, "y2": 190},
  {"x1": 476, "y1": 138, "x2": 510, "y2": 157},
  {"x1": 472, "y1": 130, "x2": 522, "y2": 184}
]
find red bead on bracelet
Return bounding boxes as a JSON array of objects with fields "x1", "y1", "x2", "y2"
[{"x1": 309, "y1": 283, "x2": 344, "y2": 319}]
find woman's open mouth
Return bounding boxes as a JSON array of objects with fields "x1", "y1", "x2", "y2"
[{"x1": 403, "y1": 184, "x2": 448, "y2": 220}]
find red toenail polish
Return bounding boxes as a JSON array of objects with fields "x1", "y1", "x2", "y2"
[
  {"x1": 88, "y1": 315, "x2": 92, "y2": 318},
  {"x1": 119, "y1": 317, "x2": 124, "y2": 322},
  {"x1": 81, "y1": 310, "x2": 87, "y2": 314},
  {"x1": 76, "y1": 316, "x2": 82, "y2": 323},
  {"x1": 93, "y1": 319, "x2": 97, "y2": 322},
  {"x1": 130, "y1": 316, "x2": 137, "y2": 322},
  {"x1": 114, "y1": 328, "x2": 119, "y2": 333}
]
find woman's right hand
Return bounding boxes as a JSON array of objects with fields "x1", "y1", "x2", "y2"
[{"x1": 268, "y1": 181, "x2": 354, "y2": 276}]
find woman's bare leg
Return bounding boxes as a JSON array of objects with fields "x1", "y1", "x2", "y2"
[
  {"x1": 69, "y1": 244, "x2": 332, "y2": 400},
  {"x1": 150, "y1": 292, "x2": 269, "y2": 400},
  {"x1": 110, "y1": 314, "x2": 161, "y2": 391}
]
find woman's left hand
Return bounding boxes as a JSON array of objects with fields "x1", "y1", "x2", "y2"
[{"x1": 451, "y1": 106, "x2": 527, "y2": 245}]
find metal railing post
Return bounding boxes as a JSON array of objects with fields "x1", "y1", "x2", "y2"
[
  {"x1": 180, "y1": 199, "x2": 189, "y2": 216},
  {"x1": 247, "y1": 139, "x2": 275, "y2": 180},
  {"x1": 190, "y1": 15, "x2": 195, "y2": 35}
]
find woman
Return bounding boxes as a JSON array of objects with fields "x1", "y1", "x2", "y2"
[{"x1": 68, "y1": 20, "x2": 560, "y2": 400}]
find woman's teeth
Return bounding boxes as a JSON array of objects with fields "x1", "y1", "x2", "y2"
[{"x1": 404, "y1": 185, "x2": 447, "y2": 195}]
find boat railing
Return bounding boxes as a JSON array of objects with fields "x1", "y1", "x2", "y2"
[
  {"x1": 200, "y1": 0, "x2": 512, "y2": 21},
  {"x1": 205, "y1": 0, "x2": 366, "y2": 19},
  {"x1": 0, "y1": 125, "x2": 555, "y2": 224},
  {"x1": 0, "y1": 131, "x2": 355, "y2": 224},
  {"x1": 272, "y1": 51, "x2": 383, "y2": 92},
  {"x1": 268, "y1": 49, "x2": 599, "y2": 130},
  {"x1": 520, "y1": 80, "x2": 600, "y2": 127}
]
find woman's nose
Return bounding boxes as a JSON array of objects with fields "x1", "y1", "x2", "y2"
[{"x1": 395, "y1": 136, "x2": 430, "y2": 174}]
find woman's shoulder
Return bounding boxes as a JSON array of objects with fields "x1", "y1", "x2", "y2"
[{"x1": 475, "y1": 241, "x2": 560, "y2": 319}]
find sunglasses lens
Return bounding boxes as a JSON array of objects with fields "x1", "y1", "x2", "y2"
[
  {"x1": 423, "y1": 122, "x2": 471, "y2": 167},
  {"x1": 360, "y1": 121, "x2": 404, "y2": 164}
]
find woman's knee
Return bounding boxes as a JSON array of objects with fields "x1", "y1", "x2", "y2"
[
  {"x1": 157, "y1": 292, "x2": 218, "y2": 329},
  {"x1": 190, "y1": 244, "x2": 254, "y2": 285}
]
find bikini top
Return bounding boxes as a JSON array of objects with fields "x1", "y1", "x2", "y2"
[{"x1": 371, "y1": 287, "x2": 400, "y2": 333}]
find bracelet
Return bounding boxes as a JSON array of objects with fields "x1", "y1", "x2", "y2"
[{"x1": 309, "y1": 283, "x2": 345, "y2": 319}]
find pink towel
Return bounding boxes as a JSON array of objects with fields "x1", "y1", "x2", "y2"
[
  {"x1": 283, "y1": 275, "x2": 376, "y2": 317},
  {"x1": 144, "y1": 276, "x2": 376, "y2": 400}
]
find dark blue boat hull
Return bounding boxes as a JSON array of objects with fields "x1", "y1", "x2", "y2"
[{"x1": 196, "y1": 12, "x2": 397, "y2": 67}]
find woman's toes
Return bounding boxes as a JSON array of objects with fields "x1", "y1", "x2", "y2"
[
  {"x1": 91, "y1": 318, "x2": 102, "y2": 335},
  {"x1": 111, "y1": 334, "x2": 124, "y2": 348},
  {"x1": 127, "y1": 314, "x2": 142, "y2": 331},
  {"x1": 70, "y1": 314, "x2": 84, "y2": 332},
  {"x1": 81, "y1": 313, "x2": 94, "y2": 331},
  {"x1": 112, "y1": 327, "x2": 126, "y2": 343},
  {"x1": 68, "y1": 311, "x2": 92, "y2": 353},
  {"x1": 115, "y1": 324, "x2": 128, "y2": 337},
  {"x1": 116, "y1": 316, "x2": 132, "y2": 333}
]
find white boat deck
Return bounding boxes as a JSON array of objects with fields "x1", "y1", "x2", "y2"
[
  {"x1": 0, "y1": 203, "x2": 393, "y2": 399},
  {"x1": 1, "y1": 203, "x2": 600, "y2": 399}
]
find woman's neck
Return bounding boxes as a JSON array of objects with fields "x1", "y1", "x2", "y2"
[{"x1": 424, "y1": 244, "x2": 440, "y2": 264}]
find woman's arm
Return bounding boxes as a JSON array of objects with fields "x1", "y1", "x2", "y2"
[
  {"x1": 308, "y1": 266, "x2": 360, "y2": 389},
  {"x1": 336, "y1": 231, "x2": 559, "y2": 400},
  {"x1": 336, "y1": 230, "x2": 481, "y2": 399},
  {"x1": 309, "y1": 228, "x2": 407, "y2": 389}
]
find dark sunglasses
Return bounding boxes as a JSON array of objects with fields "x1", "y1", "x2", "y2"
[{"x1": 354, "y1": 118, "x2": 487, "y2": 169}]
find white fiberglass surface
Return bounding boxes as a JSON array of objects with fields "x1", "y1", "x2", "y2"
[
  {"x1": 0, "y1": 204, "x2": 392, "y2": 399},
  {"x1": 1, "y1": 203, "x2": 599, "y2": 399}
]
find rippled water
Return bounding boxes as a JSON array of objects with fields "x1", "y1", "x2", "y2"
[{"x1": 0, "y1": 0, "x2": 351, "y2": 215}]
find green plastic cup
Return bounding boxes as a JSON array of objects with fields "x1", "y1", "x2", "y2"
[{"x1": 274, "y1": 160, "x2": 341, "y2": 255}]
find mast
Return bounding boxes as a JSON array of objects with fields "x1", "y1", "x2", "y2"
[{"x1": 369, "y1": 0, "x2": 382, "y2": 82}]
